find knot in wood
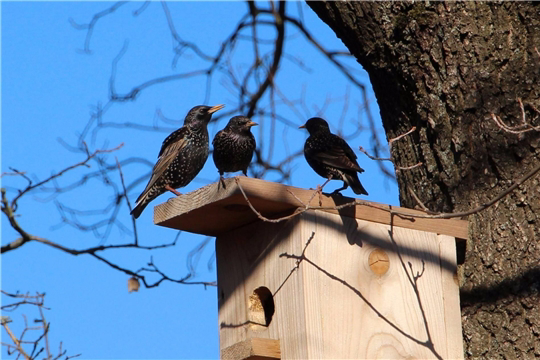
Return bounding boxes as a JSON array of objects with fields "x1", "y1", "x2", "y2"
[{"x1": 368, "y1": 248, "x2": 390, "y2": 275}]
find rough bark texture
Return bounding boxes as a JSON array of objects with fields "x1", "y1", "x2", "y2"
[{"x1": 307, "y1": 2, "x2": 540, "y2": 358}]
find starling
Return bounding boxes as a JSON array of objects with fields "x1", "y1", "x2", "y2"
[
  {"x1": 131, "y1": 104, "x2": 224, "y2": 218},
  {"x1": 299, "y1": 117, "x2": 368, "y2": 195},
  {"x1": 212, "y1": 116, "x2": 257, "y2": 183}
]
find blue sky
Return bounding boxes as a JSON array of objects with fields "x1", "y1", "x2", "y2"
[{"x1": 2, "y1": 2, "x2": 398, "y2": 359}]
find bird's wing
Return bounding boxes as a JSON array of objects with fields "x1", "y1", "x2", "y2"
[
  {"x1": 158, "y1": 127, "x2": 188, "y2": 157},
  {"x1": 314, "y1": 137, "x2": 364, "y2": 173},
  {"x1": 144, "y1": 127, "x2": 190, "y2": 192}
]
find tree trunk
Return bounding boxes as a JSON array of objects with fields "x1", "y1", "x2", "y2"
[{"x1": 307, "y1": 1, "x2": 540, "y2": 358}]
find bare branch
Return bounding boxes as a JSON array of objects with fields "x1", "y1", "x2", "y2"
[
  {"x1": 132, "y1": 1, "x2": 150, "y2": 17},
  {"x1": 115, "y1": 157, "x2": 138, "y2": 245},
  {"x1": 359, "y1": 126, "x2": 421, "y2": 173},
  {"x1": 69, "y1": 1, "x2": 128, "y2": 54},
  {"x1": 395, "y1": 162, "x2": 423, "y2": 173},
  {"x1": 1, "y1": 291, "x2": 80, "y2": 359},
  {"x1": 359, "y1": 146, "x2": 392, "y2": 162},
  {"x1": 491, "y1": 98, "x2": 540, "y2": 134},
  {"x1": 407, "y1": 187, "x2": 436, "y2": 214},
  {"x1": 9, "y1": 143, "x2": 124, "y2": 209},
  {"x1": 0, "y1": 171, "x2": 27, "y2": 178}
]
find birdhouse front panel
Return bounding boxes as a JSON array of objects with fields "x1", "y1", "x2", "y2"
[{"x1": 216, "y1": 210, "x2": 463, "y2": 359}]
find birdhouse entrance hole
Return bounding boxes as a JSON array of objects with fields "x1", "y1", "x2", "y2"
[{"x1": 248, "y1": 286, "x2": 274, "y2": 330}]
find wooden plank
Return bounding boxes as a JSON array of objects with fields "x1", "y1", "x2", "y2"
[
  {"x1": 439, "y1": 234, "x2": 464, "y2": 359},
  {"x1": 217, "y1": 210, "x2": 462, "y2": 359},
  {"x1": 301, "y1": 212, "x2": 449, "y2": 358},
  {"x1": 221, "y1": 338, "x2": 281, "y2": 360},
  {"x1": 217, "y1": 216, "x2": 309, "y2": 359},
  {"x1": 154, "y1": 177, "x2": 468, "y2": 239}
]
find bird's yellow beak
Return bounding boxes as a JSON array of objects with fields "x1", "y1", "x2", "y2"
[
  {"x1": 299, "y1": 124, "x2": 306, "y2": 129},
  {"x1": 208, "y1": 104, "x2": 225, "y2": 114},
  {"x1": 247, "y1": 121, "x2": 258, "y2": 127}
]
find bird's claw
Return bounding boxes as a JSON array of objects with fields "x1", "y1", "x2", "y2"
[
  {"x1": 218, "y1": 176, "x2": 227, "y2": 190},
  {"x1": 165, "y1": 185, "x2": 182, "y2": 196}
]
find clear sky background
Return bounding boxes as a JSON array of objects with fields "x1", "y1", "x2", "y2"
[{"x1": 2, "y1": 2, "x2": 399, "y2": 359}]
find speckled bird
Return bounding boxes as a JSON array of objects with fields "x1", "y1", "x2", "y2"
[
  {"x1": 300, "y1": 117, "x2": 368, "y2": 195},
  {"x1": 212, "y1": 116, "x2": 257, "y2": 183},
  {"x1": 131, "y1": 104, "x2": 224, "y2": 218}
]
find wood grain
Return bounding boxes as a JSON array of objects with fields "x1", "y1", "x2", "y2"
[
  {"x1": 438, "y1": 234, "x2": 464, "y2": 359},
  {"x1": 216, "y1": 210, "x2": 463, "y2": 359},
  {"x1": 154, "y1": 177, "x2": 468, "y2": 239},
  {"x1": 221, "y1": 338, "x2": 281, "y2": 360}
]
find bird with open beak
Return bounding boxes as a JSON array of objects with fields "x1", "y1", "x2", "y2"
[{"x1": 131, "y1": 104, "x2": 224, "y2": 218}]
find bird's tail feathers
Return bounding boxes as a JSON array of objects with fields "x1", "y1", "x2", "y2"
[
  {"x1": 343, "y1": 173, "x2": 368, "y2": 196},
  {"x1": 130, "y1": 202, "x2": 147, "y2": 219},
  {"x1": 130, "y1": 190, "x2": 152, "y2": 219}
]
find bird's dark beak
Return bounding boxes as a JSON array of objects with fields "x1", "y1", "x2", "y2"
[
  {"x1": 247, "y1": 121, "x2": 258, "y2": 127},
  {"x1": 208, "y1": 104, "x2": 225, "y2": 114},
  {"x1": 299, "y1": 124, "x2": 306, "y2": 129}
]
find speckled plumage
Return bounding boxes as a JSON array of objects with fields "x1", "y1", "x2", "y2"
[
  {"x1": 300, "y1": 117, "x2": 368, "y2": 196},
  {"x1": 212, "y1": 116, "x2": 257, "y2": 177},
  {"x1": 131, "y1": 104, "x2": 224, "y2": 218}
]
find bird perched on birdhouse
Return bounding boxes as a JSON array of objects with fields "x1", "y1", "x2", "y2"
[
  {"x1": 212, "y1": 115, "x2": 257, "y2": 185},
  {"x1": 131, "y1": 104, "x2": 224, "y2": 218},
  {"x1": 300, "y1": 117, "x2": 368, "y2": 195}
]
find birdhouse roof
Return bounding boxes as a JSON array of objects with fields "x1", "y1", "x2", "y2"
[{"x1": 154, "y1": 177, "x2": 468, "y2": 240}]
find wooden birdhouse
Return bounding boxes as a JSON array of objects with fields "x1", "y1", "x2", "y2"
[{"x1": 154, "y1": 177, "x2": 467, "y2": 359}]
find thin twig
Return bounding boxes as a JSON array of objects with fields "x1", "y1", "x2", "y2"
[
  {"x1": 10, "y1": 143, "x2": 124, "y2": 209},
  {"x1": 116, "y1": 157, "x2": 138, "y2": 245},
  {"x1": 2, "y1": 321, "x2": 31, "y2": 359},
  {"x1": 0, "y1": 171, "x2": 27, "y2": 178},
  {"x1": 407, "y1": 187, "x2": 436, "y2": 214},
  {"x1": 490, "y1": 98, "x2": 540, "y2": 134},
  {"x1": 273, "y1": 232, "x2": 315, "y2": 297},
  {"x1": 395, "y1": 162, "x2": 423, "y2": 172},
  {"x1": 69, "y1": 1, "x2": 128, "y2": 54},
  {"x1": 389, "y1": 126, "x2": 416, "y2": 147},
  {"x1": 359, "y1": 146, "x2": 392, "y2": 162}
]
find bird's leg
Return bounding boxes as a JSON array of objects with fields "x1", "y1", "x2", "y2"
[
  {"x1": 331, "y1": 182, "x2": 348, "y2": 195},
  {"x1": 165, "y1": 185, "x2": 182, "y2": 196}
]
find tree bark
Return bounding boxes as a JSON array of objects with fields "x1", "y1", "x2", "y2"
[{"x1": 307, "y1": 1, "x2": 540, "y2": 358}]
